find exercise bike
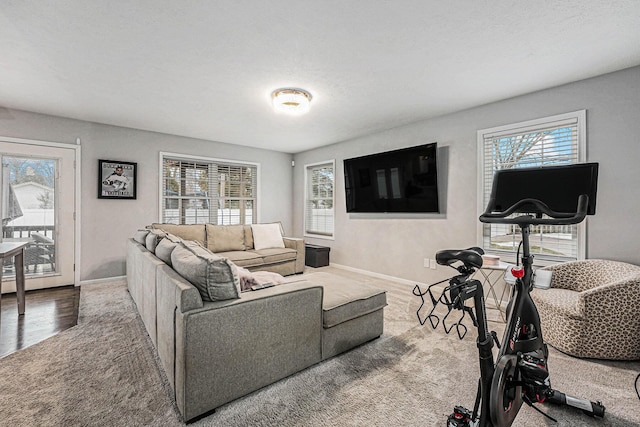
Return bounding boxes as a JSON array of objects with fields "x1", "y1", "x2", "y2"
[{"x1": 414, "y1": 163, "x2": 605, "y2": 427}]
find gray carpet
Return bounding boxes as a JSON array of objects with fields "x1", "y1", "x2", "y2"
[{"x1": 0, "y1": 268, "x2": 639, "y2": 426}]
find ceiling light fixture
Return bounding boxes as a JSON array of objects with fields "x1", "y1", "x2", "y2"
[{"x1": 271, "y1": 88, "x2": 312, "y2": 115}]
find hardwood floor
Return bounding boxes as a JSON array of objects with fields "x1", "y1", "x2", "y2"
[{"x1": 0, "y1": 285, "x2": 80, "y2": 358}]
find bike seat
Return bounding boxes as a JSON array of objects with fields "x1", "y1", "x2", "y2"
[{"x1": 436, "y1": 248, "x2": 484, "y2": 268}]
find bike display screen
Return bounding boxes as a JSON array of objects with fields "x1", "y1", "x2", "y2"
[{"x1": 486, "y1": 163, "x2": 598, "y2": 215}]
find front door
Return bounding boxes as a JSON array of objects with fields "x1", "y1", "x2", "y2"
[{"x1": 0, "y1": 141, "x2": 75, "y2": 292}]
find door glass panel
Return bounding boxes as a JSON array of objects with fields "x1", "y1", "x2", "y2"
[{"x1": 2, "y1": 156, "x2": 56, "y2": 277}]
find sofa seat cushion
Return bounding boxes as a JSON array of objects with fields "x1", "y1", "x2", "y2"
[
  {"x1": 252, "y1": 248, "x2": 297, "y2": 264},
  {"x1": 321, "y1": 281, "x2": 387, "y2": 328},
  {"x1": 218, "y1": 250, "x2": 265, "y2": 267}
]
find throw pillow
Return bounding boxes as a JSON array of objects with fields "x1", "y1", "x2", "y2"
[
  {"x1": 133, "y1": 229, "x2": 150, "y2": 245},
  {"x1": 251, "y1": 223, "x2": 285, "y2": 250},
  {"x1": 170, "y1": 241, "x2": 241, "y2": 302}
]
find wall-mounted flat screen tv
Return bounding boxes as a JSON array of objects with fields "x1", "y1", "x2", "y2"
[{"x1": 344, "y1": 142, "x2": 439, "y2": 213}]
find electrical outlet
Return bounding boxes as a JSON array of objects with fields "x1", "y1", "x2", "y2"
[
  {"x1": 424, "y1": 258, "x2": 430, "y2": 268},
  {"x1": 430, "y1": 259, "x2": 437, "y2": 270}
]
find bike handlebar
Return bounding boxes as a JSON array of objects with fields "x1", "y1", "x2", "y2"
[{"x1": 479, "y1": 194, "x2": 589, "y2": 226}]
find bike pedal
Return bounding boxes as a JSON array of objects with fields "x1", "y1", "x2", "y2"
[{"x1": 447, "y1": 406, "x2": 474, "y2": 427}]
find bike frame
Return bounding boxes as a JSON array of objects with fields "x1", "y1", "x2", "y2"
[
  {"x1": 498, "y1": 224, "x2": 545, "y2": 359},
  {"x1": 467, "y1": 223, "x2": 546, "y2": 426}
]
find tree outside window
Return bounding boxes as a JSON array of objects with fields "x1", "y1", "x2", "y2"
[{"x1": 478, "y1": 111, "x2": 585, "y2": 263}]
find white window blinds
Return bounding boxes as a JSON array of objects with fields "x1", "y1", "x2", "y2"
[
  {"x1": 305, "y1": 161, "x2": 335, "y2": 237},
  {"x1": 161, "y1": 154, "x2": 257, "y2": 225},
  {"x1": 478, "y1": 111, "x2": 585, "y2": 263}
]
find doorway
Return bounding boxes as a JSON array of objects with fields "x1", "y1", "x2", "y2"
[{"x1": 0, "y1": 140, "x2": 76, "y2": 292}]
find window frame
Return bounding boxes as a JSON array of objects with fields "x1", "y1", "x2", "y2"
[
  {"x1": 304, "y1": 159, "x2": 335, "y2": 240},
  {"x1": 159, "y1": 151, "x2": 260, "y2": 225},
  {"x1": 476, "y1": 110, "x2": 587, "y2": 265}
]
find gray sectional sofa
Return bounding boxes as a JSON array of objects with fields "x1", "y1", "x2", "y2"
[{"x1": 126, "y1": 224, "x2": 387, "y2": 421}]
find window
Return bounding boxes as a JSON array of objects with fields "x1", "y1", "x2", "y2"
[
  {"x1": 160, "y1": 152, "x2": 258, "y2": 225},
  {"x1": 477, "y1": 111, "x2": 586, "y2": 264},
  {"x1": 305, "y1": 160, "x2": 335, "y2": 238}
]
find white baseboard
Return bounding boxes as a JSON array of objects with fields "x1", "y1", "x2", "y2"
[{"x1": 79, "y1": 275, "x2": 126, "y2": 286}]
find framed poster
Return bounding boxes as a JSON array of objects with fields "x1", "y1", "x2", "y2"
[{"x1": 98, "y1": 160, "x2": 137, "y2": 199}]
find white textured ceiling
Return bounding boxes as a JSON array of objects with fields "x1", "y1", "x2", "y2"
[{"x1": 1, "y1": 1, "x2": 639, "y2": 153}]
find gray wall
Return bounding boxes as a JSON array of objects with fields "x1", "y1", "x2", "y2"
[
  {"x1": 2, "y1": 66, "x2": 637, "y2": 283},
  {"x1": 293, "y1": 66, "x2": 640, "y2": 283},
  {"x1": 0, "y1": 110, "x2": 294, "y2": 281}
]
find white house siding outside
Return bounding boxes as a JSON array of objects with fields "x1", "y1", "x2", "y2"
[
  {"x1": 13, "y1": 182, "x2": 53, "y2": 209},
  {"x1": 6, "y1": 182, "x2": 54, "y2": 238}
]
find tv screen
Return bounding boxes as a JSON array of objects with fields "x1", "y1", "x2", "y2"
[
  {"x1": 344, "y1": 143, "x2": 439, "y2": 213},
  {"x1": 486, "y1": 162, "x2": 599, "y2": 216}
]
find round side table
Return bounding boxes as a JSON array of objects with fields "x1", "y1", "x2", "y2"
[{"x1": 474, "y1": 262, "x2": 511, "y2": 322}]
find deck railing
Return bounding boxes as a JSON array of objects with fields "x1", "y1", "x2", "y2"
[
  {"x1": 3, "y1": 225, "x2": 55, "y2": 240},
  {"x1": 1, "y1": 225, "x2": 56, "y2": 275}
]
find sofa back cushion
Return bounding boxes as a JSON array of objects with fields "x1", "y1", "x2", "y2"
[
  {"x1": 133, "y1": 229, "x2": 150, "y2": 245},
  {"x1": 151, "y1": 223, "x2": 206, "y2": 247},
  {"x1": 206, "y1": 224, "x2": 245, "y2": 253},
  {"x1": 243, "y1": 225, "x2": 254, "y2": 249},
  {"x1": 146, "y1": 229, "x2": 168, "y2": 252},
  {"x1": 155, "y1": 233, "x2": 182, "y2": 266},
  {"x1": 171, "y1": 241, "x2": 240, "y2": 302}
]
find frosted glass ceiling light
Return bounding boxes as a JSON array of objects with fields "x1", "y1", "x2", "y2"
[{"x1": 272, "y1": 88, "x2": 312, "y2": 114}]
